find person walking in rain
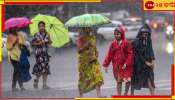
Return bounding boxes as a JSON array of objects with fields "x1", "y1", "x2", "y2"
[
  {"x1": 32, "y1": 21, "x2": 52, "y2": 89},
  {"x1": 18, "y1": 30, "x2": 32, "y2": 84},
  {"x1": 6, "y1": 27, "x2": 26, "y2": 91},
  {"x1": 131, "y1": 25, "x2": 155, "y2": 95},
  {"x1": 103, "y1": 26, "x2": 133, "y2": 95},
  {"x1": 76, "y1": 27, "x2": 104, "y2": 97}
]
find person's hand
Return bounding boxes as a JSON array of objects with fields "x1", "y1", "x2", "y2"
[
  {"x1": 38, "y1": 40, "x2": 44, "y2": 45},
  {"x1": 41, "y1": 40, "x2": 45, "y2": 44},
  {"x1": 145, "y1": 61, "x2": 152, "y2": 67},
  {"x1": 151, "y1": 60, "x2": 155, "y2": 69},
  {"x1": 122, "y1": 64, "x2": 127, "y2": 69},
  {"x1": 37, "y1": 40, "x2": 42, "y2": 44},
  {"x1": 104, "y1": 67, "x2": 108, "y2": 73}
]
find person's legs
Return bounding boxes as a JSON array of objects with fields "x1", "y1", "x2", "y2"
[
  {"x1": 78, "y1": 83, "x2": 83, "y2": 97},
  {"x1": 124, "y1": 82, "x2": 131, "y2": 95},
  {"x1": 18, "y1": 81, "x2": 25, "y2": 90},
  {"x1": 42, "y1": 73, "x2": 50, "y2": 89},
  {"x1": 95, "y1": 84, "x2": 102, "y2": 97},
  {"x1": 79, "y1": 91, "x2": 83, "y2": 97},
  {"x1": 12, "y1": 69, "x2": 18, "y2": 91},
  {"x1": 34, "y1": 75, "x2": 40, "y2": 89},
  {"x1": 131, "y1": 84, "x2": 135, "y2": 95},
  {"x1": 15, "y1": 69, "x2": 24, "y2": 90},
  {"x1": 148, "y1": 79, "x2": 155, "y2": 95},
  {"x1": 11, "y1": 60, "x2": 20, "y2": 91},
  {"x1": 117, "y1": 82, "x2": 122, "y2": 95}
]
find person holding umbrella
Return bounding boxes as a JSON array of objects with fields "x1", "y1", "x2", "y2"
[
  {"x1": 30, "y1": 14, "x2": 69, "y2": 89},
  {"x1": 65, "y1": 14, "x2": 111, "y2": 97},
  {"x1": 76, "y1": 27, "x2": 104, "y2": 97},
  {"x1": 31, "y1": 21, "x2": 52, "y2": 89},
  {"x1": 30, "y1": 14, "x2": 69, "y2": 48},
  {"x1": 6, "y1": 27, "x2": 25, "y2": 91},
  {"x1": 103, "y1": 26, "x2": 133, "y2": 95},
  {"x1": 131, "y1": 26, "x2": 155, "y2": 95},
  {"x1": 5, "y1": 17, "x2": 31, "y2": 91}
]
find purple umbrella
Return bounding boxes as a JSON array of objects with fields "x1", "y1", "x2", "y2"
[{"x1": 5, "y1": 17, "x2": 32, "y2": 31}]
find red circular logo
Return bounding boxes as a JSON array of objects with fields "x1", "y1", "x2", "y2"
[{"x1": 145, "y1": 1, "x2": 155, "y2": 9}]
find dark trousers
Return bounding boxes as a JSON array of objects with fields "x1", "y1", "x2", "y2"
[{"x1": 11, "y1": 59, "x2": 23, "y2": 89}]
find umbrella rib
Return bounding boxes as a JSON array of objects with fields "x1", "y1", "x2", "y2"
[
  {"x1": 51, "y1": 26, "x2": 67, "y2": 47},
  {"x1": 44, "y1": 15, "x2": 52, "y2": 25},
  {"x1": 52, "y1": 25, "x2": 68, "y2": 39},
  {"x1": 51, "y1": 25, "x2": 69, "y2": 47}
]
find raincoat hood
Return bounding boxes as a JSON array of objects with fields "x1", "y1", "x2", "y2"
[
  {"x1": 114, "y1": 26, "x2": 126, "y2": 40},
  {"x1": 137, "y1": 24, "x2": 151, "y2": 38}
]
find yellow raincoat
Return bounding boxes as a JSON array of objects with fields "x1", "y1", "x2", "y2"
[{"x1": 6, "y1": 31, "x2": 26, "y2": 61}]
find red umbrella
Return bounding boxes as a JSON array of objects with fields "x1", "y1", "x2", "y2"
[{"x1": 5, "y1": 17, "x2": 32, "y2": 31}]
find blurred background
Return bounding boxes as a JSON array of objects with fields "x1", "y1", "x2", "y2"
[{"x1": 2, "y1": 1, "x2": 174, "y2": 98}]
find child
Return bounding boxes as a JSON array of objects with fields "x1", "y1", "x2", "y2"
[
  {"x1": 103, "y1": 26, "x2": 133, "y2": 95},
  {"x1": 19, "y1": 43, "x2": 32, "y2": 83},
  {"x1": 17, "y1": 30, "x2": 32, "y2": 84}
]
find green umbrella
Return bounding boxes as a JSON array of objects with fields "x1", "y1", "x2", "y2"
[
  {"x1": 65, "y1": 14, "x2": 111, "y2": 27},
  {"x1": 30, "y1": 14, "x2": 69, "y2": 48}
]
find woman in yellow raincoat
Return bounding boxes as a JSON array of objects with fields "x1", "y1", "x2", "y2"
[{"x1": 76, "y1": 27, "x2": 104, "y2": 97}]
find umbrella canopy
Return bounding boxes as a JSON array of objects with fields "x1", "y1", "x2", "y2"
[
  {"x1": 30, "y1": 14, "x2": 69, "y2": 48},
  {"x1": 5, "y1": 17, "x2": 31, "y2": 31},
  {"x1": 65, "y1": 14, "x2": 111, "y2": 27}
]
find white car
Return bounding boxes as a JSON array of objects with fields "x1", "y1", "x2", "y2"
[
  {"x1": 97, "y1": 20, "x2": 122, "y2": 40},
  {"x1": 121, "y1": 18, "x2": 142, "y2": 40}
]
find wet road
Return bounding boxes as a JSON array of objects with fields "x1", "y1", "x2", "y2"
[{"x1": 2, "y1": 31, "x2": 173, "y2": 98}]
